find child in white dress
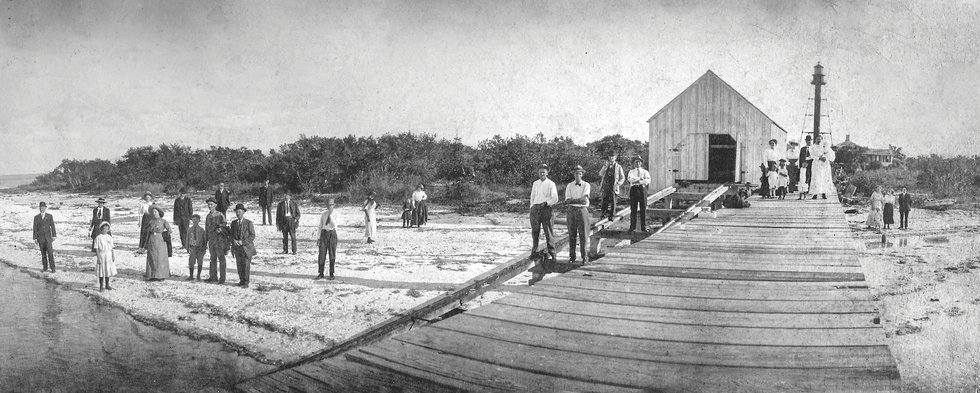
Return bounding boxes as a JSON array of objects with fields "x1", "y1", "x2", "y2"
[{"x1": 94, "y1": 222, "x2": 117, "y2": 291}]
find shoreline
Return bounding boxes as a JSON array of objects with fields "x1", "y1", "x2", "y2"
[{"x1": 0, "y1": 258, "x2": 283, "y2": 366}]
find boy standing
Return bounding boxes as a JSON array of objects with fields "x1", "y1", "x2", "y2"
[{"x1": 186, "y1": 214, "x2": 206, "y2": 280}]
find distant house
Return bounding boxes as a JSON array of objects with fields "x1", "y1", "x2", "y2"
[
  {"x1": 833, "y1": 134, "x2": 904, "y2": 167},
  {"x1": 647, "y1": 70, "x2": 787, "y2": 191}
]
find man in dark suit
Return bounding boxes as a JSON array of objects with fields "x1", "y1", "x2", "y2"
[
  {"x1": 89, "y1": 197, "x2": 111, "y2": 252},
  {"x1": 798, "y1": 135, "x2": 813, "y2": 199},
  {"x1": 898, "y1": 187, "x2": 913, "y2": 229},
  {"x1": 276, "y1": 192, "x2": 301, "y2": 254},
  {"x1": 203, "y1": 197, "x2": 229, "y2": 284},
  {"x1": 215, "y1": 182, "x2": 232, "y2": 215},
  {"x1": 230, "y1": 203, "x2": 256, "y2": 288},
  {"x1": 258, "y1": 180, "x2": 274, "y2": 226},
  {"x1": 173, "y1": 188, "x2": 193, "y2": 248},
  {"x1": 33, "y1": 202, "x2": 57, "y2": 272}
]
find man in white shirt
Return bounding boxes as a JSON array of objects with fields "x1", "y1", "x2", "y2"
[
  {"x1": 411, "y1": 183, "x2": 428, "y2": 227},
  {"x1": 529, "y1": 164, "x2": 559, "y2": 260},
  {"x1": 316, "y1": 198, "x2": 338, "y2": 280},
  {"x1": 627, "y1": 157, "x2": 652, "y2": 232},
  {"x1": 564, "y1": 165, "x2": 591, "y2": 264}
]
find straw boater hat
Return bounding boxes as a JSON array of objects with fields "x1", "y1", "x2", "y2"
[
  {"x1": 234, "y1": 203, "x2": 247, "y2": 212},
  {"x1": 96, "y1": 197, "x2": 106, "y2": 203},
  {"x1": 572, "y1": 165, "x2": 585, "y2": 173}
]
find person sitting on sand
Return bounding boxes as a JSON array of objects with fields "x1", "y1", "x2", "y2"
[
  {"x1": 363, "y1": 192, "x2": 379, "y2": 244},
  {"x1": 94, "y1": 222, "x2": 116, "y2": 292},
  {"x1": 186, "y1": 214, "x2": 206, "y2": 280},
  {"x1": 866, "y1": 186, "x2": 884, "y2": 231},
  {"x1": 89, "y1": 197, "x2": 111, "y2": 252},
  {"x1": 33, "y1": 201, "x2": 57, "y2": 273},
  {"x1": 145, "y1": 207, "x2": 172, "y2": 281}
]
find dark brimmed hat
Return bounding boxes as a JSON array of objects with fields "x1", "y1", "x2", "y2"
[
  {"x1": 572, "y1": 165, "x2": 585, "y2": 173},
  {"x1": 178, "y1": 187, "x2": 187, "y2": 193},
  {"x1": 633, "y1": 157, "x2": 644, "y2": 163},
  {"x1": 206, "y1": 197, "x2": 217, "y2": 204},
  {"x1": 805, "y1": 135, "x2": 813, "y2": 141},
  {"x1": 96, "y1": 197, "x2": 106, "y2": 203},
  {"x1": 779, "y1": 158, "x2": 787, "y2": 162},
  {"x1": 151, "y1": 206, "x2": 165, "y2": 218},
  {"x1": 234, "y1": 203, "x2": 247, "y2": 212},
  {"x1": 99, "y1": 222, "x2": 111, "y2": 229},
  {"x1": 39, "y1": 201, "x2": 47, "y2": 207},
  {"x1": 143, "y1": 192, "x2": 153, "y2": 198}
]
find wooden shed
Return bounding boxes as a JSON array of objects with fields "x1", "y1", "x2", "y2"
[{"x1": 647, "y1": 70, "x2": 787, "y2": 191}]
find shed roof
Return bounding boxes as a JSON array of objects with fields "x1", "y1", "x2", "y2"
[{"x1": 647, "y1": 70, "x2": 786, "y2": 133}]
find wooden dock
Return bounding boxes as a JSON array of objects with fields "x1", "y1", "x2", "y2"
[{"x1": 237, "y1": 190, "x2": 900, "y2": 392}]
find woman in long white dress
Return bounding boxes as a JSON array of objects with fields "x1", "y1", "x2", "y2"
[
  {"x1": 362, "y1": 192, "x2": 379, "y2": 244},
  {"x1": 866, "y1": 186, "x2": 885, "y2": 230},
  {"x1": 94, "y1": 222, "x2": 117, "y2": 291},
  {"x1": 807, "y1": 135, "x2": 836, "y2": 199}
]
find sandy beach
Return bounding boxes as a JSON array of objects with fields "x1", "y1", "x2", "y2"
[
  {"x1": 0, "y1": 191, "x2": 546, "y2": 365},
  {"x1": 2, "y1": 191, "x2": 979, "y2": 391}
]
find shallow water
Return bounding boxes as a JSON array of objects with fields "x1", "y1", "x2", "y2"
[
  {"x1": 865, "y1": 235, "x2": 954, "y2": 249},
  {"x1": 0, "y1": 265, "x2": 272, "y2": 392}
]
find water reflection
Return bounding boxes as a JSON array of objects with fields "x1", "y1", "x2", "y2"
[
  {"x1": 865, "y1": 235, "x2": 953, "y2": 249},
  {"x1": 0, "y1": 265, "x2": 272, "y2": 392}
]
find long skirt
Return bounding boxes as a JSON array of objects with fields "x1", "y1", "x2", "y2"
[
  {"x1": 883, "y1": 203, "x2": 895, "y2": 225},
  {"x1": 145, "y1": 233, "x2": 171, "y2": 279},
  {"x1": 866, "y1": 209, "x2": 884, "y2": 229},
  {"x1": 364, "y1": 213, "x2": 377, "y2": 238},
  {"x1": 412, "y1": 201, "x2": 428, "y2": 226}
]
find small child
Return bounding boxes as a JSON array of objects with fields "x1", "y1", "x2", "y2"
[
  {"x1": 766, "y1": 163, "x2": 779, "y2": 199},
  {"x1": 185, "y1": 214, "x2": 206, "y2": 280},
  {"x1": 777, "y1": 160, "x2": 790, "y2": 199},
  {"x1": 93, "y1": 222, "x2": 117, "y2": 291},
  {"x1": 401, "y1": 198, "x2": 414, "y2": 228}
]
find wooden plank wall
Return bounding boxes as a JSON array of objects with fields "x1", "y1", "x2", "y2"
[
  {"x1": 237, "y1": 190, "x2": 900, "y2": 393},
  {"x1": 648, "y1": 71, "x2": 788, "y2": 191}
]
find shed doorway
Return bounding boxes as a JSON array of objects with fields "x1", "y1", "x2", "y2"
[{"x1": 708, "y1": 134, "x2": 737, "y2": 183}]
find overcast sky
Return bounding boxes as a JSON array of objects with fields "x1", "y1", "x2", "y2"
[{"x1": 2, "y1": 0, "x2": 978, "y2": 175}]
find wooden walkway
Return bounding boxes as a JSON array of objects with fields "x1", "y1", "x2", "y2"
[{"x1": 237, "y1": 191, "x2": 900, "y2": 392}]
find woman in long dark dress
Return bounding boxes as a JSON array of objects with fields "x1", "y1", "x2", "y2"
[
  {"x1": 883, "y1": 189, "x2": 896, "y2": 230},
  {"x1": 145, "y1": 207, "x2": 173, "y2": 281}
]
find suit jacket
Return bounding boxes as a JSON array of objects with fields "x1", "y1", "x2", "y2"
[
  {"x1": 798, "y1": 146, "x2": 812, "y2": 168},
  {"x1": 214, "y1": 188, "x2": 231, "y2": 211},
  {"x1": 173, "y1": 196, "x2": 193, "y2": 224},
  {"x1": 276, "y1": 200, "x2": 301, "y2": 231},
  {"x1": 33, "y1": 213, "x2": 57, "y2": 241},
  {"x1": 186, "y1": 225, "x2": 206, "y2": 248},
  {"x1": 89, "y1": 206, "x2": 111, "y2": 236},
  {"x1": 898, "y1": 193, "x2": 913, "y2": 212},
  {"x1": 598, "y1": 162, "x2": 625, "y2": 195},
  {"x1": 231, "y1": 218, "x2": 256, "y2": 257},
  {"x1": 258, "y1": 186, "x2": 274, "y2": 207},
  {"x1": 203, "y1": 211, "x2": 228, "y2": 250}
]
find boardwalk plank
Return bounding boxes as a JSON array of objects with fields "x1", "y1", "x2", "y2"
[{"x1": 583, "y1": 263, "x2": 867, "y2": 282}]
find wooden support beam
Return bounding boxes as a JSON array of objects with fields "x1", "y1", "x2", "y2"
[
  {"x1": 655, "y1": 185, "x2": 730, "y2": 235},
  {"x1": 595, "y1": 229, "x2": 654, "y2": 242},
  {"x1": 646, "y1": 208, "x2": 686, "y2": 218},
  {"x1": 589, "y1": 187, "x2": 675, "y2": 255}
]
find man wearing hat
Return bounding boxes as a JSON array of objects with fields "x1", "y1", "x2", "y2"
[
  {"x1": 230, "y1": 203, "x2": 256, "y2": 288},
  {"x1": 798, "y1": 135, "x2": 813, "y2": 199},
  {"x1": 89, "y1": 197, "x2": 111, "y2": 252},
  {"x1": 597, "y1": 152, "x2": 625, "y2": 220},
  {"x1": 33, "y1": 202, "x2": 58, "y2": 272},
  {"x1": 528, "y1": 164, "x2": 558, "y2": 261},
  {"x1": 627, "y1": 157, "x2": 651, "y2": 232},
  {"x1": 276, "y1": 192, "x2": 301, "y2": 254},
  {"x1": 203, "y1": 197, "x2": 229, "y2": 283},
  {"x1": 214, "y1": 182, "x2": 232, "y2": 215},
  {"x1": 564, "y1": 165, "x2": 591, "y2": 264},
  {"x1": 316, "y1": 198, "x2": 339, "y2": 280},
  {"x1": 258, "y1": 179, "x2": 274, "y2": 226},
  {"x1": 173, "y1": 188, "x2": 193, "y2": 249}
]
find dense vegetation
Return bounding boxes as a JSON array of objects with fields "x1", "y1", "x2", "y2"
[
  {"x1": 837, "y1": 151, "x2": 980, "y2": 206},
  {"x1": 25, "y1": 133, "x2": 648, "y2": 204}
]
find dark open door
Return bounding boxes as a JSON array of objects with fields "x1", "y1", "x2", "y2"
[{"x1": 708, "y1": 134, "x2": 737, "y2": 183}]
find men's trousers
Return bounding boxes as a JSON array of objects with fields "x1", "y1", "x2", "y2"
[
  {"x1": 318, "y1": 230, "x2": 338, "y2": 277},
  {"x1": 208, "y1": 242, "x2": 227, "y2": 281},
  {"x1": 281, "y1": 218, "x2": 297, "y2": 253},
  {"x1": 629, "y1": 185, "x2": 647, "y2": 231},
  {"x1": 900, "y1": 210, "x2": 910, "y2": 228},
  {"x1": 38, "y1": 239, "x2": 55, "y2": 271},
  {"x1": 176, "y1": 220, "x2": 189, "y2": 248},
  {"x1": 566, "y1": 206, "x2": 590, "y2": 262},
  {"x1": 260, "y1": 205, "x2": 273, "y2": 225},
  {"x1": 599, "y1": 188, "x2": 616, "y2": 218},
  {"x1": 530, "y1": 204, "x2": 555, "y2": 259},
  {"x1": 188, "y1": 246, "x2": 206, "y2": 272},
  {"x1": 232, "y1": 247, "x2": 251, "y2": 284}
]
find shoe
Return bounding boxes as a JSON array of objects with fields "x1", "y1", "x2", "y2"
[
  {"x1": 99, "y1": 287, "x2": 104, "y2": 292},
  {"x1": 105, "y1": 286, "x2": 113, "y2": 291},
  {"x1": 822, "y1": 194, "x2": 827, "y2": 199},
  {"x1": 204, "y1": 278, "x2": 216, "y2": 283},
  {"x1": 217, "y1": 280, "x2": 225, "y2": 284},
  {"x1": 328, "y1": 276, "x2": 335, "y2": 280},
  {"x1": 186, "y1": 276, "x2": 194, "y2": 281},
  {"x1": 812, "y1": 195, "x2": 818, "y2": 200},
  {"x1": 628, "y1": 228, "x2": 635, "y2": 233},
  {"x1": 315, "y1": 274, "x2": 324, "y2": 280},
  {"x1": 50, "y1": 270, "x2": 56, "y2": 273},
  {"x1": 569, "y1": 258, "x2": 577, "y2": 264},
  {"x1": 292, "y1": 252, "x2": 296, "y2": 255}
]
